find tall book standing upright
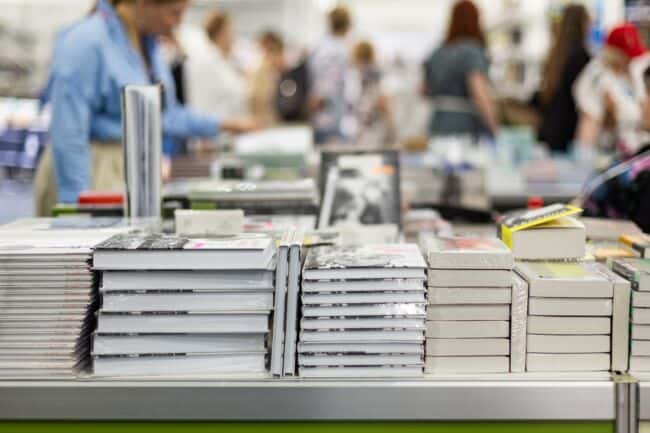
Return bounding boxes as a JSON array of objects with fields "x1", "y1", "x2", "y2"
[
  {"x1": 298, "y1": 244, "x2": 427, "y2": 377},
  {"x1": 92, "y1": 232, "x2": 276, "y2": 377},
  {"x1": 282, "y1": 230, "x2": 305, "y2": 376},
  {"x1": 612, "y1": 258, "x2": 650, "y2": 371},
  {"x1": 419, "y1": 235, "x2": 515, "y2": 373},
  {"x1": 269, "y1": 231, "x2": 291, "y2": 376}
]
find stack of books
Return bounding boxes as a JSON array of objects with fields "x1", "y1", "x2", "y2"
[
  {"x1": 92, "y1": 232, "x2": 277, "y2": 377},
  {"x1": 420, "y1": 236, "x2": 515, "y2": 373},
  {"x1": 0, "y1": 217, "x2": 136, "y2": 377},
  {"x1": 297, "y1": 244, "x2": 427, "y2": 378},
  {"x1": 516, "y1": 261, "x2": 629, "y2": 372},
  {"x1": 612, "y1": 259, "x2": 650, "y2": 371}
]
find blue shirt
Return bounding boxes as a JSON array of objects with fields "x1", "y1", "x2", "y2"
[{"x1": 49, "y1": 0, "x2": 219, "y2": 203}]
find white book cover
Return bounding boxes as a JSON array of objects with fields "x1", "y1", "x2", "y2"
[
  {"x1": 302, "y1": 317, "x2": 425, "y2": 330},
  {"x1": 96, "y1": 312, "x2": 269, "y2": 334},
  {"x1": 428, "y1": 287, "x2": 511, "y2": 305},
  {"x1": 426, "y1": 321, "x2": 509, "y2": 338},
  {"x1": 303, "y1": 244, "x2": 426, "y2": 281},
  {"x1": 527, "y1": 316, "x2": 611, "y2": 335},
  {"x1": 92, "y1": 333, "x2": 266, "y2": 356},
  {"x1": 612, "y1": 258, "x2": 650, "y2": 291},
  {"x1": 302, "y1": 303, "x2": 426, "y2": 318},
  {"x1": 298, "y1": 365, "x2": 423, "y2": 378},
  {"x1": 510, "y1": 271, "x2": 529, "y2": 373},
  {"x1": 302, "y1": 292, "x2": 426, "y2": 305},
  {"x1": 515, "y1": 262, "x2": 613, "y2": 298},
  {"x1": 427, "y1": 305, "x2": 510, "y2": 321},
  {"x1": 100, "y1": 270, "x2": 275, "y2": 291},
  {"x1": 425, "y1": 356, "x2": 509, "y2": 374},
  {"x1": 298, "y1": 353, "x2": 423, "y2": 367},
  {"x1": 426, "y1": 338, "x2": 509, "y2": 356},
  {"x1": 100, "y1": 291, "x2": 274, "y2": 312},
  {"x1": 301, "y1": 279, "x2": 425, "y2": 293},
  {"x1": 508, "y1": 216, "x2": 586, "y2": 260},
  {"x1": 632, "y1": 324, "x2": 650, "y2": 340},
  {"x1": 427, "y1": 269, "x2": 512, "y2": 288},
  {"x1": 604, "y1": 267, "x2": 631, "y2": 372},
  {"x1": 527, "y1": 335, "x2": 611, "y2": 354},
  {"x1": 631, "y1": 340, "x2": 650, "y2": 356},
  {"x1": 419, "y1": 235, "x2": 513, "y2": 270},
  {"x1": 528, "y1": 298, "x2": 612, "y2": 316},
  {"x1": 631, "y1": 308, "x2": 650, "y2": 325},
  {"x1": 630, "y1": 356, "x2": 650, "y2": 371},
  {"x1": 526, "y1": 353, "x2": 610, "y2": 372},
  {"x1": 283, "y1": 230, "x2": 304, "y2": 376},
  {"x1": 633, "y1": 291, "x2": 650, "y2": 307},
  {"x1": 297, "y1": 342, "x2": 423, "y2": 354},
  {"x1": 300, "y1": 329, "x2": 424, "y2": 343},
  {"x1": 93, "y1": 352, "x2": 266, "y2": 376}
]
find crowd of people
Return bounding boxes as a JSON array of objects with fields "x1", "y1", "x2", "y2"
[{"x1": 34, "y1": 0, "x2": 650, "y2": 217}]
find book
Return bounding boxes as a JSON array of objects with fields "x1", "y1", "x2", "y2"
[
  {"x1": 528, "y1": 298, "x2": 613, "y2": 316},
  {"x1": 605, "y1": 267, "x2": 632, "y2": 372},
  {"x1": 612, "y1": 258, "x2": 650, "y2": 291},
  {"x1": 174, "y1": 209, "x2": 244, "y2": 237},
  {"x1": 301, "y1": 279, "x2": 426, "y2": 293},
  {"x1": 510, "y1": 271, "x2": 529, "y2": 373},
  {"x1": 515, "y1": 262, "x2": 614, "y2": 298},
  {"x1": 100, "y1": 270, "x2": 275, "y2": 291},
  {"x1": 425, "y1": 338, "x2": 509, "y2": 356},
  {"x1": 425, "y1": 356, "x2": 509, "y2": 374},
  {"x1": 427, "y1": 269, "x2": 512, "y2": 288},
  {"x1": 302, "y1": 304, "x2": 426, "y2": 318},
  {"x1": 93, "y1": 233, "x2": 275, "y2": 270},
  {"x1": 527, "y1": 316, "x2": 611, "y2": 335},
  {"x1": 92, "y1": 333, "x2": 266, "y2": 355},
  {"x1": 630, "y1": 356, "x2": 650, "y2": 371},
  {"x1": 300, "y1": 330, "x2": 424, "y2": 343},
  {"x1": 297, "y1": 343, "x2": 423, "y2": 354},
  {"x1": 270, "y1": 231, "x2": 291, "y2": 376},
  {"x1": 526, "y1": 353, "x2": 610, "y2": 372},
  {"x1": 632, "y1": 325, "x2": 650, "y2": 340},
  {"x1": 302, "y1": 317, "x2": 425, "y2": 330},
  {"x1": 526, "y1": 335, "x2": 611, "y2": 353},
  {"x1": 427, "y1": 305, "x2": 510, "y2": 321},
  {"x1": 100, "y1": 291, "x2": 273, "y2": 313},
  {"x1": 500, "y1": 204, "x2": 585, "y2": 260},
  {"x1": 620, "y1": 234, "x2": 650, "y2": 258},
  {"x1": 419, "y1": 235, "x2": 513, "y2": 270},
  {"x1": 302, "y1": 244, "x2": 426, "y2": 281},
  {"x1": 93, "y1": 352, "x2": 266, "y2": 376},
  {"x1": 298, "y1": 366, "x2": 422, "y2": 378},
  {"x1": 427, "y1": 287, "x2": 511, "y2": 305},
  {"x1": 298, "y1": 354, "x2": 423, "y2": 366},
  {"x1": 96, "y1": 312, "x2": 270, "y2": 334},
  {"x1": 632, "y1": 309, "x2": 650, "y2": 324},
  {"x1": 633, "y1": 291, "x2": 650, "y2": 307},
  {"x1": 426, "y1": 321, "x2": 509, "y2": 338},
  {"x1": 581, "y1": 217, "x2": 643, "y2": 241},
  {"x1": 283, "y1": 230, "x2": 304, "y2": 376},
  {"x1": 302, "y1": 292, "x2": 426, "y2": 305},
  {"x1": 631, "y1": 340, "x2": 650, "y2": 356}
]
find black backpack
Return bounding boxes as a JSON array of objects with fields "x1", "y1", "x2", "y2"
[{"x1": 275, "y1": 57, "x2": 310, "y2": 122}]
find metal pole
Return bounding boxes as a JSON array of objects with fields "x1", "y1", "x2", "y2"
[{"x1": 121, "y1": 84, "x2": 163, "y2": 220}]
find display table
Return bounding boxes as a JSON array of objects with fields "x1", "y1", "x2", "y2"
[{"x1": 0, "y1": 376, "x2": 620, "y2": 432}]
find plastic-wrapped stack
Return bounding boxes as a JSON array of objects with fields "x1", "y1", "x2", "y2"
[
  {"x1": 516, "y1": 261, "x2": 629, "y2": 372},
  {"x1": 420, "y1": 236, "x2": 515, "y2": 373},
  {"x1": 92, "y1": 232, "x2": 276, "y2": 377},
  {"x1": 612, "y1": 258, "x2": 650, "y2": 371},
  {"x1": 298, "y1": 244, "x2": 427, "y2": 378}
]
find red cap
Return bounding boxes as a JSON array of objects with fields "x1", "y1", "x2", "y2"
[
  {"x1": 527, "y1": 196, "x2": 543, "y2": 209},
  {"x1": 606, "y1": 24, "x2": 646, "y2": 59}
]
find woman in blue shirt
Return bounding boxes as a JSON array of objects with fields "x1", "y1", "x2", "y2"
[{"x1": 34, "y1": 0, "x2": 257, "y2": 215}]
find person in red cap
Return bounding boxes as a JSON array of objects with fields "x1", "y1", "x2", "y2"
[{"x1": 574, "y1": 23, "x2": 648, "y2": 159}]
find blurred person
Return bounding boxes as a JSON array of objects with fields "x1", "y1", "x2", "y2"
[
  {"x1": 344, "y1": 41, "x2": 396, "y2": 147},
  {"x1": 574, "y1": 23, "x2": 647, "y2": 160},
  {"x1": 183, "y1": 10, "x2": 248, "y2": 120},
  {"x1": 248, "y1": 31, "x2": 285, "y2": 127},
  {"x1": 533, "y1": 4, "x2": 591, "y2": 153},
  {"x1": 422, "y1": 0, "x2": 498, "y2": 138},
  {"x1": 34, "y1": 0, "x2": 258, "y2": 216},
  {"x1": 309, "y1": 6, "x2": 352, "y2": 144}
]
